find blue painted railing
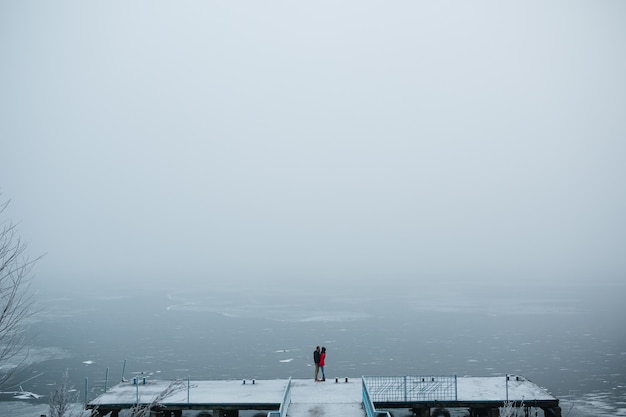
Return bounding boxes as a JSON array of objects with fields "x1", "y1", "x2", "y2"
[
  {"x1": 267, "y1": 377, "x2": 292, "y2": 417},
  {"x1": 362, "y1": 376, "x2": 392, "y2": 417}
]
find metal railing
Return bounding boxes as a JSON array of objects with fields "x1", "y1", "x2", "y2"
[
  {"x1": 363, "y1": 375, "x2": 457, "y2": 403},
  {"x1": 362, "y1": 377, "x2": 392, "y2": 417},
  {"x1": 267, "y1": 377, "x2": 292, "y2": 417}
]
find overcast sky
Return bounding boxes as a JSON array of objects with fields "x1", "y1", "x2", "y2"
[{"x1": 1, "y1": 1, "x2": 624, "y2": 292}]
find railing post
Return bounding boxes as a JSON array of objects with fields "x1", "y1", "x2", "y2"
[
  {"x1": 84, "y1": 377, "x2": 88, "y2": 405},
  {"x1": 404, "y1": 375, "x2": 407, "y2": 402},
  {"x1": 121, "y1": 359, "x2": 127, "y2": 381},
  {"x1": 506, "y1": 374, "x2": 509, "y2": 402}
]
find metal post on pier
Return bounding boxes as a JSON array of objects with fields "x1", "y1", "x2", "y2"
[
  {"x1": 121, "y1": 359, "x2": 127, "y2": 381},
  {"x1": 84, "y1": 377, "x2": 89, "y2": 404},
  {"x1": 404, "y1": 375, "x2": 408, "y2": 402},
  {"x1": 105, "y1": 367, "x2": 109, "y2": 392},
  {"x1": 505, "y1": 374, "x2": 509, "y2": 402}
]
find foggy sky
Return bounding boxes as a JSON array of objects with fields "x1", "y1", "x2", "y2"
[{"x1": 1, "y1": 1, "x2": 625, "y2": 291}]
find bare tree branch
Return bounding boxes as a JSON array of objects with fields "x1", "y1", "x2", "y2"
[
  {"x1": 129, "y1": 380, "x2": 186, "y2": 417},
  {"x1": 0, "y1": 194, "x2": 41, "y2": 388}
]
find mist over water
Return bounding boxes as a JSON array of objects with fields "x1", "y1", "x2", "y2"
[
  {"x1": 2, "y1": 2, "x2": 624, "y2": 416},
  {"x1": 2, "y1": 280, "x2": 624, "y2": 417}
]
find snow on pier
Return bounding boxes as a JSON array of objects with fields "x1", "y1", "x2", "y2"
[{"x1": 86, "y1": 375, "x2": 561, "y2": 417}]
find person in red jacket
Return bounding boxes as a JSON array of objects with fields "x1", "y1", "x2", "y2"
[{"x1": 319, "y1": 347, "x2": 327, "y2": 381}]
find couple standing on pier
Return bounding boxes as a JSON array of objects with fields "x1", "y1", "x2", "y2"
[{"x1": 313, "y1": 346, "x2": 327, "y2": 381}]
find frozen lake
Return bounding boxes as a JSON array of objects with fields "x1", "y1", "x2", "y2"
[{"x1": 1, "y1": 281, "x2": 624, "y2": 416}]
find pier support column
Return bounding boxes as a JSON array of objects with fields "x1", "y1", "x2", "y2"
[
  {"x1": 157, "y1": 411, "x2": 180, "y2": 417},
  {"x1": 469, "y1": 408, "x2": 498, "y2": 417},
  {"x1": 410, "y1": 407, "x2": 428, "y2": 417},
  {"x1": 91, "y1": 409, "x2": 116, "y2": 417},
  {"x1": 215, "y1": 410, "x2": 239, "y2": 417},
  {"x1": 543, "y1": 406, "x2": 561, "y2": 417}
]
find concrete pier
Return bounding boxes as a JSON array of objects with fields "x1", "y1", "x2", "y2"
[{"x1": 86, "y1": 375, "x2": 560, "y2": 417}]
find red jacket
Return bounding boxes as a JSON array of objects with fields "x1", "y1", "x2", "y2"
[{"x1": 319, "y1": 352, "x2": 326, "y2": 367}]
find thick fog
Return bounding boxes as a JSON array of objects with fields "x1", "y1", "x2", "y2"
[{"x1": 1, "y1": 1, "x2": 625, "y2": 295}]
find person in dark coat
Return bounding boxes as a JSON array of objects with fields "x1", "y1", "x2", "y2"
[{"x1": 313, "y1": 346, "x2": 321, "y2": 381}]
